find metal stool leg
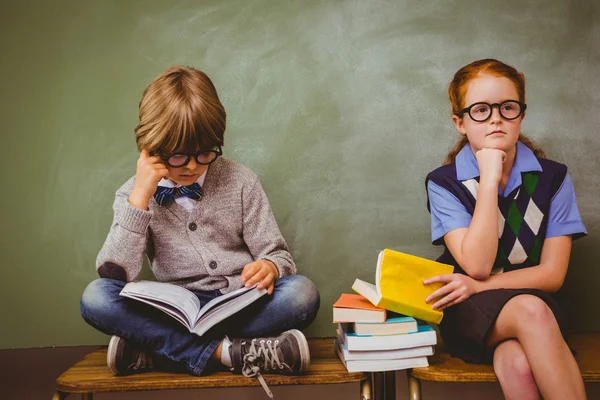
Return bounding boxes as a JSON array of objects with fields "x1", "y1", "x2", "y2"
[
  {"x1": 51, "y1": 391, "x2": 67, "y2": 400},
  {"x1": 407, "y1": 369, "x2": 422, "y2": 400},
  {"x1": 372, "y1": 372, "x2": 385, "y2": 400},
  {"x1": 384, "y1": 370, "x2": 396, "y2": 400},
  {"x1": 361, "y1": 374, "x2": 373, "y2": 400}
]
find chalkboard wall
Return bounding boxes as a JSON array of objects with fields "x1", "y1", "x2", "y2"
[{"x1": 1, "y1": 0, "x2": 599, "y2": 348}]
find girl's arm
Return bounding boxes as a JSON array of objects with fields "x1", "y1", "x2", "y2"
[
  {"x1": 444, "y1": 181, "x2": 499, "y2": 279},
  {"x1": 425, "y1": 235, "x2": 571, "y2": 310},
  {"x1": 441, "y1": 148, "x2": 506, "y2": 279},
  {"x1": 477, "y1": 235, "x2": 572, "y2": 292}
]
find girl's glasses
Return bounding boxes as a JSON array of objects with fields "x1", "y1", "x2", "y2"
[
  {"x1": 159, "y1": 145, "x2": 222, "y2": 168},
  {"x1": 459, "y1": 100, "x2": 527, "y2": 122}
]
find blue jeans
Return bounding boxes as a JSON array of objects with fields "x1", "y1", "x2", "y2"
[{"x1": 80, "y1": 275, "x2": 320, "y2": 375}]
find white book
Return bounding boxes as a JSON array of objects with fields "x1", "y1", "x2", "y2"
[
  {"x1": 334, "y1": 340, "x2": 434, "y2": 361},
  {"x1": 338, "y1": 323, "x2": 437, "y2": 351},
  {"x1": 120, "y1": 280, "x2": 267, "y2": 337},
  {"x1": 353, "y1": 316, "x2": 418, "y2": 336},
  {"x1": 335, "y1": 343, "x2": 429, "y2": 372}
]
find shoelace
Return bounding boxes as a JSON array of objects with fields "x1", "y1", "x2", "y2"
[
  {"x1": 241, "y1": 338, "x2": 284, "y2": 399},
  {"x1": 128, "y1": 349, "x2": 153, "y2": 371}
]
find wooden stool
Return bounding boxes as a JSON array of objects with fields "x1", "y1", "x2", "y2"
[
  {"x1": 406, "y1": 333, "x2": 600, "y2": 400},
  {"x1": 53, "y1": 338, "x2": 384, "y2": 399}
]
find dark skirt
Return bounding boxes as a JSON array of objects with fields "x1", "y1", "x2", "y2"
[{"x1": 439, "y1": 288, "x2": 562, "y2": 364}]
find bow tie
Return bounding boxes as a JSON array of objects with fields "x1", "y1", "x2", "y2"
[{"x1": 154, "y1": 183, "x2": 203, "y2": 206}]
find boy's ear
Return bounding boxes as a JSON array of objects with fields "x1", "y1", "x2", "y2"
[{"x1": 451, "y1": 114, "x2": 467, "y2": 136}]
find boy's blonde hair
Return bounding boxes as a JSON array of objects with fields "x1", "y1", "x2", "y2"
[{"x1": 134, "y1": 66, "x2": 226, "y2": 154}]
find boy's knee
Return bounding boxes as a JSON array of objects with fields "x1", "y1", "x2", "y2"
[
  {"x1": 80, "y1": 278, "x2": 122, "y2": 317},
  {"x1": 283, "y1": 275, "x2": 320, "y2": 308}
]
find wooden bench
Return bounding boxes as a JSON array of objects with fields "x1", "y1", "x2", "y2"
[
  {"x1": 406, "y1": 333, "x2": 600, "y2": 400},
  {"x1": 53, "y1": 338, "x2": 396, "y2": 400}
]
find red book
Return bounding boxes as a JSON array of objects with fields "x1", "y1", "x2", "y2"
[{"x1": 333, "y1": 293, "x2": 387, "y2": 323}]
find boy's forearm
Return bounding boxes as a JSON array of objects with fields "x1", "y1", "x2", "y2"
[
  {"x1": 460, "y1": 183, "x2": 499, "y2": 278},
  {"x1": 243, "y1": 179, "x2": 296, "y2": 278},
  {"x1": 96, "y1": 194, "x2": 151, "y2": 281},
  {"x1": 261, "y1": 250, "x2": 296, "y2": 278},
  {"x1": 96, "y1": 227, "x2": 147, "y2": 281}
]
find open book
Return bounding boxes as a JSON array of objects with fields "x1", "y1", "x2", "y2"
[
  {"x1": 352, "y1": 249, "x2": 454, "y2": 324},
  {"x1": 120, "y1": 280, "x2": 267, "y2": 337}
]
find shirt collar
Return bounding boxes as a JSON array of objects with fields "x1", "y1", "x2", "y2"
[
  {"x1": 158, "y1": 169, "x2": 208, "y2": 188},
  {"x1": 456, "y1": 141, "x2": 543, "y2": 197}
]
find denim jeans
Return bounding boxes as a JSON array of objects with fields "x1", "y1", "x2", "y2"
[{"x1": 80, "y1": 274, "x2": 320, "y2": 375}]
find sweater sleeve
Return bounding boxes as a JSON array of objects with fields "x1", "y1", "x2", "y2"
[
  {"x1": 242, "y1": 178, "x2": 296, "y2": 278},
  {"x1": 96, "y1": 192, "x2": 153, "y2": 282}
]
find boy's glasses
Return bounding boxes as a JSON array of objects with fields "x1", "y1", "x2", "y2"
[
  {"x1": 459, "y1": 100, "x2": 527, "y2": 122},
  {"x1": 159, "y1": 145, "x2": 222, "y2": 168}
]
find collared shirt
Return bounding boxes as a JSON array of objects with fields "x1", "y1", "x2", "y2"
[
  {"x1": 157, "y1": 171, "x2": 207, "y2": 212},
  {"x1": 427, "y1": 142, "x2": 587, "y2": 243}
]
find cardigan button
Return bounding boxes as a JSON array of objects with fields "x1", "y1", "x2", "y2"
[
  {"x1": 188, "y1": 222, "x2": 197, "y2": 231},
  {"x1": 209, "y1": 261, "x2": 217, "y2": 269}
]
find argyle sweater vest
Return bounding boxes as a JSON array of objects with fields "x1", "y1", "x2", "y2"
[{"x1": 426, "y1": 159, "x2": 567, "y2": 275}]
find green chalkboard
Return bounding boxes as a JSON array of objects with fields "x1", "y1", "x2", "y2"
[{"x1": 1, "y1": 0, "x2": 599, "y2": 348}]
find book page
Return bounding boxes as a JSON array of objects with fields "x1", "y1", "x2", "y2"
[
  {"x1": 120, "y1": 281, "x2": 201, "y2": 329},
  {"x1": 375, "y1": 250, "x2": 384, "y2": 297},
  {"x1": 195, "y1": 285, "x2": 256, "y2": 322},
  {"x1": 192, "y1": 287, "x2": 267, "y2": 336}
]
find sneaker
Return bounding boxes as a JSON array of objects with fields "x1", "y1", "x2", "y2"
[
  {"x1": 230, "y1": 329, "x2": 311, "y2": 398},
  {"x1": 107, "y1": 336, "x2": 154, "y2": 375}
]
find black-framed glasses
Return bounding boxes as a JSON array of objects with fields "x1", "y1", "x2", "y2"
[
  {"x1": 459, "y1": 100, "x2": 527, "y2": 122},
  {"x1": 159, "y1": 145, "x2": 222, "y2": 168}
]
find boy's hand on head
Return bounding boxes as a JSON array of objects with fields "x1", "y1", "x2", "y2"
[
  {"x1": 423, "y1": 273, "x2": 481, "y2": 311},
  {"x1": 129, "y1": 150, "x2": 170, "y2": 210},
  {"x1": 241, "y1": 260, "x2": 279, "y2": 295},
  {"x1": 476, "y1": 148, "x2": 506, "y2": 186}
]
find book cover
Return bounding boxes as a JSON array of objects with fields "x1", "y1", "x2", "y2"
[
  {"x1": 352, "y1": 249, "x2": 454, "y2": 324},
  {"x1": 334, "y1": 340, "x2": 434, "y2": 361},
  {"x1": 333, "y1": 293, "x2": 386, "y2": 323},
  {"x1": 335, "y1": 342, "x2": 429, "y2": 372},
  {"x1": 120, "y1": 280, "x2": 267, "y2": 337},
  {"x1": 338, "y1": 323, "x2": 437, "y2": 351},
  {"x1": 353, "y1": 316, "x2": 417, "y2": 336}
]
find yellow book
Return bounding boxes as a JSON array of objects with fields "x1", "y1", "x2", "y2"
[{"x1": 352, "y1": 249, "x2": 454, "y2": 324}]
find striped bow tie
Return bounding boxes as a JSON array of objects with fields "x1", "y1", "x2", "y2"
[{"x1": 153, "y1": 183, "x2": 203, "y2": 206}]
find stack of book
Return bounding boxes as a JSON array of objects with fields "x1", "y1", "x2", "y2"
[
  {"x1": 332, "y1": 249, "x2": 454, "y2": 372},
  {"x1": 333, "y1": 293, "x2": 436, "y2": 372}
]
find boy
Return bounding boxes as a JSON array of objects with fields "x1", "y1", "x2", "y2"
[{"x1": 80, "y1": 66, "x2": 320, "y2": 398}]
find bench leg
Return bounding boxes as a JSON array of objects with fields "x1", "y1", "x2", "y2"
[
  {"x1": 52, "y1": 391, "x2": 67, "y2": 400},
  {"x1": 361, "y1": 374, "x2": 373, "y2": 400},
  {"x1": 406, "y1": 369, "x2": 422, "y2": 400},
  {"x1": 384, "y1": 370, "x2": 396, "y2": 400},
  {"x1": 82, "y1": 394, "x2": 93, "y2": 400}
]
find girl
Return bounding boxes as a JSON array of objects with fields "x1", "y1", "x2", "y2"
[{"x1": 424, "y1": 59, "x2": 587, "y2": 400}]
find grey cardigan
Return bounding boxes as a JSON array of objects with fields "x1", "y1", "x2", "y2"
[{"x1": 96, "y1": 157, "x2": 296, "y2": 293}]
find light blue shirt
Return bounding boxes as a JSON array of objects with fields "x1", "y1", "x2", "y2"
[{"x1": 428, "y1": 142, "x2": 587, "y2": 243}]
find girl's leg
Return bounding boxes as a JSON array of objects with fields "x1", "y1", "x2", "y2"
[
  {"x1": 486, "y1": 295, "x2": 586, "y2": 400},
  {"x1": 493, "y1": 339, "x2": 540, "y2": 400},
  {"x1": 80, "y1": 278, "x2": 220, "y2": 376}
]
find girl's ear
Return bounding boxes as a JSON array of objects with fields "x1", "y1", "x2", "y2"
[{"x1": 452, "y1": 114, "x2": 467, "y2": 136}]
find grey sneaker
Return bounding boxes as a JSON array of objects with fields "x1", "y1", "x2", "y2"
[
  {"x1": 107, "y1": 336, "x2": 154, "y2": 375},
  {"x1": 230, "y1": 329, "x2": 311, "y2": 398}
]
